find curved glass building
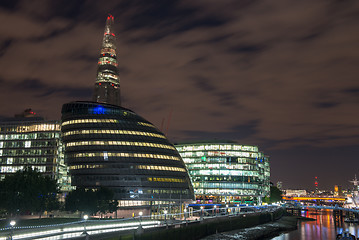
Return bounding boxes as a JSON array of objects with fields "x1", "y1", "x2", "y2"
[
  {"x1": 175, "y1": 142, "x2": 270, "y2": 204},
  {"x1": 61, "y1": 101, "x2": 194, "y2": 213}
]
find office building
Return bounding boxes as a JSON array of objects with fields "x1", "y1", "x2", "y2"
[
  {"x1": 0, "y1": 109, "x2": 70, "y2": 192},
  {"x1": 175, "y1": 142, "x2": 270, "y2": 204}
]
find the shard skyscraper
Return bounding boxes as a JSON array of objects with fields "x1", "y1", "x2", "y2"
[{"x1": 92, "y1": 14, "x2": 121, "y2": 106}]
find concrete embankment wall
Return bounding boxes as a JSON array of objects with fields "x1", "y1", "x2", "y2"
[{"x1": 106, "y1": 208, "x2": 285, "y2": 240}]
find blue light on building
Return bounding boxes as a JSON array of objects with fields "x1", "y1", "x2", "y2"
[{"x1": 93, "y1": 106, "x2": 106, "y2": 114}]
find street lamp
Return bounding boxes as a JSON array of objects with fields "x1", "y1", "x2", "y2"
[
  {"x1": 83, "y1": 215, "x2": 88, "y2": 234},
  {"x1": 164, "y1": 210, "x2": 168, "y2": 228},
  {"x1": 139, "y1": 211, "x2": 143, "y2": 226},
  {"x1": 9, "y1": 220, "x2": 16, "y2": 240},
  {"x1": 164, "y1": 210, "x2": 168, "y2": 221},
  {"x1": 200, "y1": 206, "x2": 204, "y2": 220},
  {"x1": 226, "y1": 204, "x2": 229, "y2": 215}
]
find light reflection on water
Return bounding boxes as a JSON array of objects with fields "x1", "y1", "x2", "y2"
[{"x1": 271, "y1": 209, "x2": 359, "y2": 240}]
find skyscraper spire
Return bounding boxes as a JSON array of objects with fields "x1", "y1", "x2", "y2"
[{"x1": 92, "y1": 14, "x2": 121, "y2": 106}]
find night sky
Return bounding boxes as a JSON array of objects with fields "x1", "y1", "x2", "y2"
[{"x1": 0, "y1": 0, "x2": 358, "y2": 190}]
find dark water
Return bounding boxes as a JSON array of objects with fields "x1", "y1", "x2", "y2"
[{"x1": 271, "y1": 209, "x2": 359, "y2": 240}]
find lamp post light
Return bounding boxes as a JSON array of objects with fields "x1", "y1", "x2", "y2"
[
  {"x1": 200, "y1": 206, "x2": 204, "y2": 221},
  {"x1": 226, "y1": 204, "x2": 229, "y2": 215},
  {"x1": 9, "y1": 220, "x2": 16, "y2": 240},
  {"x1": 214, "y1": 205, "x2": 217, "y2": 217},
  {"x1": 164, "y1": 210, "x2": 168, "y2": 228},
  {"x1": 183, "y1": 209, "x2": 187, "y2": 221},
  {"x1": 164, "y1": 210, "x2": 168, "y2": 221},
  {"x1": 139, "y1": 211, "x2": 143, "y2": 226},
  {"x1": 83, "y1": 215, "x2": 88, "y2": 231}
]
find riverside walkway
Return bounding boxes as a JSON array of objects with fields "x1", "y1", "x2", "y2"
[{"x1": 0, "y1": 205, "x2": 281, "y2": 240}]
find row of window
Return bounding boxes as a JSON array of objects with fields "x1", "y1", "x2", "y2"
[
  {"x1": 190, "y1": 169, "x2": 260, "y2": 176},
  {"x1": 118, "y1": 200, "x2": 176, "y2": 207},
  {"x1": 0, "y1": 149, "x2": 57, "y2": 156},
  {"x1": 69, "y1": 164, "x2": 103, "y2": 170},
  {"x1": 187, "y1": 163, "x2": 259, "y2": 171},
  {"x1": 77, "y1": 174, "x2": 185, "y2": 184},
  {"x1": 0, "y1": 140, "x2": 57, "y2": 148},
  {"x1": 98, "y1": 56, "x2": 117, "y2": 64},
  {"x1": 0, "y1": 132, "x2": 59, "y2": 140},
  {"x1": 137, "y1": 165, "x2": 186, "y2": 172},
  {"x1": 182, "y1": 157, "x2": 262, "y2": 164},
  {"x1": 62, "y1": 118, "x2": 118, "y2": 126},
  {"x1": 66, "y1": 141, "x2": 176, "y2": 150},
  {"x1": 62, "y1": 119, "x2": 155, "y2": 129},
  {"x1": 195, "y1": 189, "x2": 258, "y2": 196},
  {"x1": 0, "y1": 157, "x2": 56, "y2": 164},
  {"x1": 0, "y1": 165, "x2": 48, "y2": 173},
  {"x1": 179, "y1": 151, "x2": 260, "y2": 158},
  {"x1": 98, "y1": 60, "x2": 118, "y2": 67},
  {"x1": 69, "y1": 164, "x2": 186, "y2": 173},
  {"x1": 98, "y1": 72, "x2": 118, "y2": 79},
  {"x1": 148, "y1": 177, "x2": 185, "y2": 183},
  {"x1": 191, "y1": 176, "x2": 260, "y2": 182},
  {"x1": 101, "y1": 48, "x2": 116, "y2": 56},
  {"x1": 0, "y1": 124, "x2": 60, "y2": 134},
  {"x1": 71, "y1": 152, "x2": 180, "y2": 161},
  {"x1": 193, "y1": 182, "x2": 259, "y2": 190},
  {"x1": 176, "y1": 144, "x2": 258, "y2": 152},
  {"x1": 63, "y1": 129, "x2": 165, "y2": 139}
]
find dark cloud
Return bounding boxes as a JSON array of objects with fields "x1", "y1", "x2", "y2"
[
  {"x1": 229, "y1": 44, "x2": 266, "y2": 53},
  {"x1": 0, "y1": 0, "x2": 20, "y2": 10},
  {"x1": 343, "y1": 87, "x2": 359, "y2": 95},
  {"x1": 314, "y1": 102, "x2": 339, "y2": 109},
  {"x1": 190, "y1": 76, "x2": 216, "y2": 92},
  {"x1": 0, "y1": 39, "x2": 12, "y2": 56},
  {"x1": 16, "y1": 78, "x2": 46, "y2": 90}
]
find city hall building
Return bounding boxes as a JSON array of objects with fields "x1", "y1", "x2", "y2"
[
  {"x1": 61, "y1": 15, "x2": 194, "y2": 215},
  {"x1": 175, "y1": 142, "x2": 270, "y2": 204},
  {"x1": 0, "y1": 109, "x2": 70, "y2": 192}
]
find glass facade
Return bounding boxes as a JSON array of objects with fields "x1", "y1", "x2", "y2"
[
  {"x1": 61, "y1": 101, "x2": 194, "y2": 212},
  {"x1": 0, "y1": 119, "x2": 71, "y2": 192},
  {"x1": 175, "y1": 142, "x2": 270, "y2": 204},
  {"x1": 92, "y1": 14, "x2": 121, "y2": 106}
]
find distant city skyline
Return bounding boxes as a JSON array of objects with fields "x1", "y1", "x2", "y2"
[{"x1": 0, "y1": 1, "x2": 358, "y2": 190}]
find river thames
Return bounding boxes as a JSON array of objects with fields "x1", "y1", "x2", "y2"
[{"x1": 271, "y1": 209, "x2": 359, "y2": 240}]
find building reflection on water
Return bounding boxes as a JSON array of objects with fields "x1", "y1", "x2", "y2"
[{"x1": 271, "y1": 209, "x2": 359, "y2": 240}]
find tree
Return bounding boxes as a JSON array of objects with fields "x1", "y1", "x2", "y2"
[
  {"x1": 0, "y1": 167, "x2": 59, "y2": 216},
  {"x1": 96, "y1": 187, "x2": 118, "y2": 215},
  {"x1": 264, "y1": 186, "x2": 283, "y2": 204},
  {"x1": 65, "y1": 188, "x2": 97, "y2": 214},
  {"x1": 65, "y1": 187, "x2": 118, "y2": 215}
]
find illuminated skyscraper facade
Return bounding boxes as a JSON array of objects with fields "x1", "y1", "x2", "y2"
[
  {"x1": 175, "y1": 142, "x2": 270, "y2": 204},
  {"x1": 0, "y1": 110, "x2": 70, "y2": 192},
  {"x1": 92, "y1": 14, "x2": 121, "y2": 106}
]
